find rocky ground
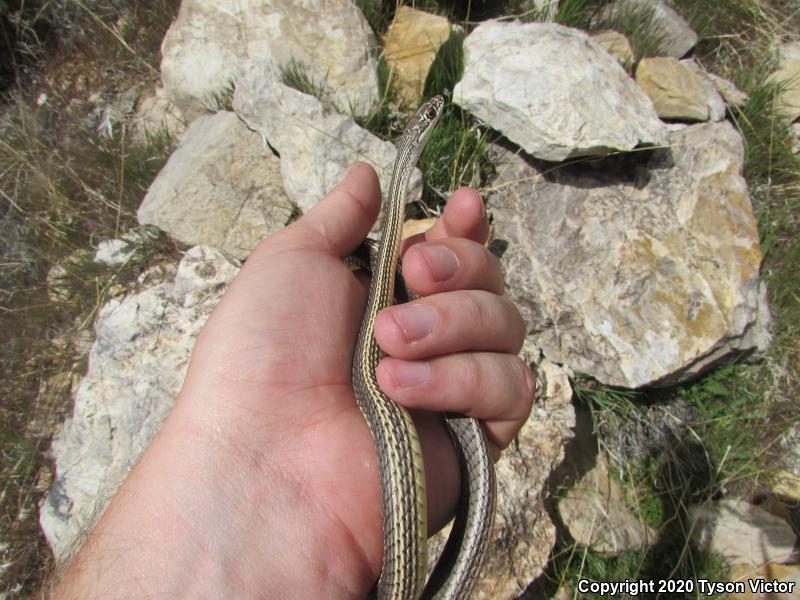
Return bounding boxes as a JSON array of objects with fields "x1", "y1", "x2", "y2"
[{"x1": 1, "y1": 0, "x2": 799, "y2": 597}]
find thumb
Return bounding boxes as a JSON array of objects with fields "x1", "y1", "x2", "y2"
[{"x1": 288, "y1": 162, "x2": 382, "y2": 257}]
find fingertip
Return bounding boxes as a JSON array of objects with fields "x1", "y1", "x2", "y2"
[{"x1": 428, "y1": 187, "x2": 488, "y2": 244}]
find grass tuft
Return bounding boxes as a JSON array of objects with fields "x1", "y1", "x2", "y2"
[{"x1": 202, "y1": 81, "x2": 236, "y2": 114}]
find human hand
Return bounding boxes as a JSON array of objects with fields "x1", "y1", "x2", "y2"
[{"x1": 54, "y1": 163, "x2": 534, "y2": 598}]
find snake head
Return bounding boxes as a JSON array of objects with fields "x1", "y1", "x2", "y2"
[{"x1": 404, "y1": 95, "x2": 445, "y2": 150}]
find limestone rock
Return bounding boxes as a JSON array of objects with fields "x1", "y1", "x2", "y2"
[
  {"x1": 233, "y1": 59, "x2": 421, "y2": 216},
  {"x1": 427, "y1": 349, "x2": 575, "y2": 598},
  {"x1": 636, "y1": 57, "x2": 712, "y2": 121},
  {"x1": 382, "y1": 7, "x2": 452, "y2": 107},
  {"x1": 706, "y1": 71, "x2": 750, "y2": 108},
  {"x1": 487, "y1": 121, "x2": 771, "y2": 388},
  {"x1": 768, "y1": 41, "x2": 800, "y2": 122},
  {"x1": 138, "y1": 111, "x2": 293, "y2": 260},
  {"x1": 559, "y1": 454, "x2": 653, "y2": 554},
  {"x1": 160, "y1": 0, "x2": 379, "y2": 122},
  {"x1": 680, "y1": 59, "x2": 728, "y2": 121},
  {"x1": 40, "y1": 246, "x2": 239, "y2": 556},
  {"x1": 602, "y1": 0, "x2": 698, "y2": 58},
  {"x1": 691, "y1": 498, "x2": 798, "y2": 568},
  {"x1": 590, "y1": 30, "x2": 634, "y2": 69},
  {"x1": 453, "y1": 21, "x2": 665, "y2": 161},
  {"x1": 93, "y1": 230, "x2": 156, "y2": 266},
  {"x1": 131, "y1": 85, "x2": 186, "y2": 144}
]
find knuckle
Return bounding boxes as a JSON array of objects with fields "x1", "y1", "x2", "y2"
[
  {"x1": 459, "y1": 353, "x2": 484, "y2": 395},
  {"x1": 461, "y1": 290, "x2": 491, "y2": 330}
]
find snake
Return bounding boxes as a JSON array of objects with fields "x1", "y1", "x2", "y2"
[{"x1": 351, "y1": 95, "x2": 497, "y2": 599}]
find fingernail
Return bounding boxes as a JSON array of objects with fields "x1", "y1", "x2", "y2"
[
  {"x1": 391, "y1": 303, "x2": 437, "y2": 342},
  {"x1": 417, "y1": 245, "x2": 459, "y2": 282},
  {"x1": 390, "y1": 361, "x2": 431, "y2": 389}
]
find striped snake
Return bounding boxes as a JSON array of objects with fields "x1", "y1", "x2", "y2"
[{"x1": 351, "y1": 95, "x2": 497, "y2": 599}]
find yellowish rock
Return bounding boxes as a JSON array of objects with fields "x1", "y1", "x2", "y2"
[
  {"x1": 768, "y1": 42, "x2": 800, "y2": 122},
  {"x1": 591, "y1": 30, "x2": 634, "y2": 70},
  {"x1": 402, "y1": 217, "x2": 437, "y2": 239},
  {"x1": 773, "y1": 470, "x2": 800, "y2": 503},
  {"x1": 382, "y1": 7, "x2": 451, "y2": 107},
  {"x1": 636, "y1": 56, "x2": 709, "y2": 121}
]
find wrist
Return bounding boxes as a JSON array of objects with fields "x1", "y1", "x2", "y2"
[{"x1": 55, "y1": 395, "x2": 376, "y2": 598}]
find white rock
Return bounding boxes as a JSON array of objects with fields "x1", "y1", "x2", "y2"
[
  {"x1": 691, "y1": 499, "x2": 798, "y2": 567},
  {"x1": 453, "y1": 21, "x2": 665, "y2": 161},
  {"x1": 40, "y1": 246, "x2": 240, "y2": 556},
  {"x1": 233, "y1": 59, "x2": 422, "y2": 216},
  {"x1": 681, "y1": 59, "x2": 728, "y2": 121},
  {"x1": 138, "y1": 111, "x2": 293, "y2": 259},
  {"x1": 93, "y1": 239, "x2": 136, "y2": 266},
  {"x1": 602, "y1": 0, "x2": 698, "y2": 58},
  {"x1": 160, "y1": 0, "x2": 379, "y2": 122},
  {"x1": 488, "y1": 121, "x2": 771, "y2": 388}
]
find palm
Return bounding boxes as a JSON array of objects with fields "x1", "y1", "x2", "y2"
[{"x1": 185, "y1": 236, "x2": 454, "y2": 572}]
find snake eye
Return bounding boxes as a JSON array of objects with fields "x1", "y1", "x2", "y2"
[{"x1": 425, "y1": 106, "x2": 438, "y2": 120}]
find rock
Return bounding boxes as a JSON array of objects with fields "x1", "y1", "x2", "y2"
[
  {"x1": 590, "y1": 30, "x2": 634, "y2": 70},
  {"x1": 233, "y1": 59, "x2": 422, "y2": 216},
  {"x1": 402, "y1": 217, "x2": 437, "y2": 240},
  {"x1": 131, "y1": 85, "x2": 186, "y2": 144},
  {"x1": 768, "y1": 41, "x2": 800, "y2": 122},
  {"x1": 427, "y1": 347, "x2": 575, "y2": 598},
  {"x1": 93, "y1": 229, "x2": 157, "y2": 267},
  {"x1": 559, "y1": 454, "x2": 653, "y2": 554},
  {"x1": 382, "y1": 7, "x2": 452, "y2": 107},
  {"x1": 691, "y1": 498, "x2": 798, "y2": 568},
  {"x1": 137, "y1": 111, "x2": 293, "y2": 260},
  {"x1": 453, "y1": 21, "x2": 665, "y2": 162},
  {"x1": 160, "y1": 0, "x2": 379, "y2": 122},
  {"x1": 729, "y1": 563, "x2": 800, "y2": 600},
  {"x1": 487, "y1": 121, "x2": 771, "y2": 388},
  {"x1": 636, "y1": 57, "x2": 712, "y2": 121},
  {"x1": 601, "y1": 0, "x2": 698, "y2": 58},
  {"x1": 40, "y1": 246, "x2": 240, "y2": 556},
  {"x1": 773, "y1": 470, "x2": 800, "y2": 503},
  {"x1": 706, "y1": 71, "x2": 750, "y2": 108},
  {"x1": 680, "y1": 59, "x2": 728, "y2": 121}
]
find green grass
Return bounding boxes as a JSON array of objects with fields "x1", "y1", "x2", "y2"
[{"x1": 202, "y1": 81, "x2": 236, "y2": 114}]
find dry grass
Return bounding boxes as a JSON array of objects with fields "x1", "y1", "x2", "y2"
[{"x1": 1, "y1": 1, "x2": 181, "y2": 594}]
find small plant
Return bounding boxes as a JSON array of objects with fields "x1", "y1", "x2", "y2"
[
  {"x1": 280, "y1": 58, "x2": 338, "y2": 111},
  {"x1": 202, "y1": 80, "x2": 236, "y2": 114}
]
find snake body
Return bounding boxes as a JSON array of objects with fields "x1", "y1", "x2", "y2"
[{"x1": 351, "y1": 96, "x2": 496, "y2": 599}]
